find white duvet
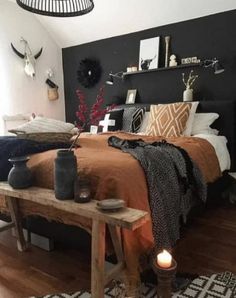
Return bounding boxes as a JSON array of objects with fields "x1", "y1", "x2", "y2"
[{"x1": 193, "y1": 134, "x2": 231, "y2": 172}]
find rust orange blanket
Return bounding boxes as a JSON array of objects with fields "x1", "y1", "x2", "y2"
[{"x1": 0, "y1": 132, "x2": 221, "y2": 284}]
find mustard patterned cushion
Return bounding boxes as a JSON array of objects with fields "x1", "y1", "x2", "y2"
[{"x1": 145, "y1": 103, "x2": 191, "y2": 137}]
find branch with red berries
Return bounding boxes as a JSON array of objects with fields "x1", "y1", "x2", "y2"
[{"x1": 75, "y1": 86, "x2": 116, "y2": 130}]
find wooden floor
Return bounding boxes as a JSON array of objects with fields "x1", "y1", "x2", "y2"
[
  {"x1": 0, "y1": 203, "x2": 236, "y2": 298},
  {"x1": 0, "y1": 231, "x2": 91, "y2": 298},
  {"x1": 174, "y1": 203, "x2": 236, "y2": 276}
]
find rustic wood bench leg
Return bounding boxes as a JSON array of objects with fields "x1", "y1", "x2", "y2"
[
  {"x1": 108, "y1": 225, "x2": 140, "y2": 297},
  {"x1": 91, "y1": 220, "x2": 105, "y2": 298},
  {"x1": 6, "y1": 196, "x2": 27, "y2": 252},
  {"x1": 106, "y1": 225, "x2": 126, "y2": 283},
  {"x1": 108, "y1": 226, "x2": 124, "y2": 263}
]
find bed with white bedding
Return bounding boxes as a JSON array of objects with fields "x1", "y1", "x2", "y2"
[
  {"x1": 0, "y1": 100, "x2": 234, "y2": 285},
  {"x1": 193, "y1": 134, "x2": 231, "y2": 172}
]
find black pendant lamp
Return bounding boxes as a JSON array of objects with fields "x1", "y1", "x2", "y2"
[{"x1": 16, "y1": 0, "x2": 94, "y2": 17}]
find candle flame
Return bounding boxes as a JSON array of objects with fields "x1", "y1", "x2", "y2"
[{"x1": 162, "y1": 249, "x2": 171, "y2": 257}]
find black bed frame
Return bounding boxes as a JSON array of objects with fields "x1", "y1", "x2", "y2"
[{"x1": 117, "y1": 100, "x2": 236, "y2": 172}]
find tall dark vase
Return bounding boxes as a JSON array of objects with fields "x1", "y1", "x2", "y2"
[
  {"x1": 54, "y1": 150, "x2": 77, "y2": 200},
  {"x1": 8, "y1": 156, "x2": 33, "y2": 189}
]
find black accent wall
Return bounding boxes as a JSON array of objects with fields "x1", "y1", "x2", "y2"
[{"x1": 62, "y1": 10, "x2": 236, "y2": 123}]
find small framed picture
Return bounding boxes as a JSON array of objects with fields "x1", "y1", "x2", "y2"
[{"x1": 126, "y1": 89, "x2": 137, "y2": 104}]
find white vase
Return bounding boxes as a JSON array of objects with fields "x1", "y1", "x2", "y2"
[{"x1": 183, "y1": 88, "x2": 193, "y2": 102}]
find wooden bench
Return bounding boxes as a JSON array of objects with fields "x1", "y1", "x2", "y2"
[{"x1": 0, "y1": 182, "x2": 149, "y2": 298}]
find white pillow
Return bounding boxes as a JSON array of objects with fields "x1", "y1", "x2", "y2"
[
  {"x1": 183, "y1": 101, "x2": 199, "y2": 136},
  {"x1": 10, "y1": 116, "x2": 75, "y2": 134},
  {"x1": 191, "y1": 113, "x2": 219, "y2": 135}
]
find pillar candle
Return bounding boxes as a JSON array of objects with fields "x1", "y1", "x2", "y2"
[{"x1": 157, "y1": 250, "x2": 172, "y2": 268}]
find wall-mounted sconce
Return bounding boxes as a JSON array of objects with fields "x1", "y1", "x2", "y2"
[
  {"x1": 201, "y1": 58, "x2": 225, "y2": 74},
  {"x1": 106, "y1": 71, "x2": 124, "y2": 85}
]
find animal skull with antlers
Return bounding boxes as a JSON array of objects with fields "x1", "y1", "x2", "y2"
[{"x1": 11, "y1": 37, "x2": 43, "y2": 78}]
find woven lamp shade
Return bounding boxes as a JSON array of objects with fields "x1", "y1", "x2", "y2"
[{"x1": 16, "y1": 0, "x2": 94, "y2": 17}]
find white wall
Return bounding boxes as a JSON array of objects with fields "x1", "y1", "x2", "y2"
[
  {"x1": 35, "y1": 0, "x2": 236, "y2": 48},
  {"x1": 0, "y1": 0, "x2": 65, "y2": 134}
]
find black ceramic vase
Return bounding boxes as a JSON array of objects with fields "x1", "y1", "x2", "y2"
[
  {"x1": 8, "y1": 156, "x2": 33, "y2": 189},
  {"x1": 54, "y1": 150, "x2": 77, "y2": 200}
]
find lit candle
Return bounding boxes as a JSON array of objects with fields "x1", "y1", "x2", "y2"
[{"x1": 157, "y1": 250, "x2": 172, "y2": 268}]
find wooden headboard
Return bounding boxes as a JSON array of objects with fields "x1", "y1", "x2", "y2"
[{"x1": 117, "y1": 101, "x2": 236, "y2": 171}]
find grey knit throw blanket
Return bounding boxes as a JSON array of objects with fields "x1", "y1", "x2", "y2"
[{"x1": 108, "y1": 136, "x2": 207, "y2": 250}]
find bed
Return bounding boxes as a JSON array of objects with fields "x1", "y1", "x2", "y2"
[{"x1": 0, "y1": 100, "x2": 235, "y2": 286}]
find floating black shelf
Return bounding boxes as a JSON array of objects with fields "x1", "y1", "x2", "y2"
[{"x1": 123, "y1": 63, "x2": 201, "y2": 77}]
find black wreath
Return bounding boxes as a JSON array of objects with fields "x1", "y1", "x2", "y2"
[{"x1": 77, "y1": 58, "x2": 102, "y2": 88}]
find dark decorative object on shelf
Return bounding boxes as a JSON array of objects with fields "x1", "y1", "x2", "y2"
[
  {"x1": 77, "y1": 59, "x2": 102, "y2": 88},
  {"x1": 8, "y1": 156, "x2": 32, "y2": 189},
  {"x1": 16, "y1": 0, "x2": 94, "y2": 17},
  {"x1": 74, "y1": 177, "x2": 91, "y2": 203},
  {"x1": 54, "y1": 150, "x2": 77, "y2": 200}
]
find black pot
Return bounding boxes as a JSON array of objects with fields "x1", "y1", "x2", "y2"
[
  {"x1": 54, "y1": 150, "x2": 77, "y2": 200},
  {"x1": 8, "y1": 156, "x2": 32, "y2": 189}
]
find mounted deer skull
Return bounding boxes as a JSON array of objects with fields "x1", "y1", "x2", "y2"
[{"x1": 11, "y1": 37, "x2": 43, "y2": 78}]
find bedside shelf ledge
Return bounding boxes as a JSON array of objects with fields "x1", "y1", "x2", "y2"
[{"x1": 123, "y1": 63, "x2": 201, "y2": 77}]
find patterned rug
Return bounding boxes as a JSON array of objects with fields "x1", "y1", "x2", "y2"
[{"x1": 30, "y1": 271, "x2": 236, "y2": 298}]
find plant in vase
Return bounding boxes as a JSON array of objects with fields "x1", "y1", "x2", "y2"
[
  {"x1": 182, "y1": 70, "x2": 199, "y2": 102},
  {"x1": 75, "y1": 86, "x2": 116, "y2": 133}
]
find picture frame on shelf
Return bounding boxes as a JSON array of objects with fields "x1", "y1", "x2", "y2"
[
  {"x1": 139, "y1": 36, "x2": 160, "y2": 71},
  {"x1": 126, "y1": 89, "x2": 137, "y2": 104}
]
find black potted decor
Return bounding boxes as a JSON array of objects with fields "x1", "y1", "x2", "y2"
[
  {"x1": 8, "y1": 156, "x2": 33, "y2": 189},
  {"x1": 54, "y1": 149, "x2": 77, "y2": 200}
]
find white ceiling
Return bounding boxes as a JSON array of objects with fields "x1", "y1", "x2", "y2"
[{"x1": 9, "y1": 0, "x2": 236, "y2": 48}]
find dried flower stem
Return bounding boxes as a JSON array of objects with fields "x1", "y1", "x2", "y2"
[
  {"x1": 69, "y1": 128, "x2": 83, "y2": 151},
  {"x1": 182, "y1": 70, "x2": 199, "y2": 89}
]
